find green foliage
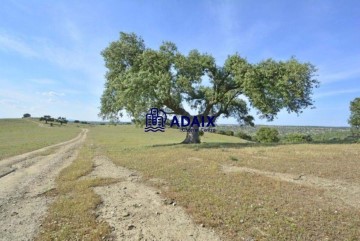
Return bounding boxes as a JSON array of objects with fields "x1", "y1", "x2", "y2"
[
  {"x1": 216, "y1": 130, "x2": 226, "y2": 135},
  {"x1": 216, "y1": 130, "x2": 234, "y2": 136},
  {"x1": 23, "y1": 113, "x2": 31, "y2": 118},
  {"x1": 199, "y1": 130, "x2": 204, "y2": 136},
  {"x1": 100, "y1": 32, "x2": 318, "y2": 129},
  {"x1": 235, "y1": 131, "x2": 252, "y2": 141},
  {"x1": 348, "y1": 97, "x2": 360, "y2": 136},
  {"x1": 284, "y1": 133, "x2": 312, "y2": 143},
  {"x1": 225, "y1": 130, "x2": 234, "y2": 136},
  {"x1": 229, "y1": 156, "x2": 239, "y2": 161},
  {"x1": 255, "y1": 127, "x2": 279, "y2": 143}
]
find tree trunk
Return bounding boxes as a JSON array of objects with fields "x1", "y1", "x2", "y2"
[{"x1": 181, "y1": 126, "x2": 200, "y2": 144}]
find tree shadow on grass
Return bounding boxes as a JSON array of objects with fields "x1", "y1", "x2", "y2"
[
  {"x1": 151, "y1": 141, "x2": 279, "y2": 150},
  {"x1": 150, "y1": 137, "x2": 359, "y2": 150}
]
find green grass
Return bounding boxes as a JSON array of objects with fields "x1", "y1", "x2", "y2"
[
  {"x1": 36, "y1": 143, "x2": 119, "y2": 241},
  {"x1": 88, "y1": 125, "x2": 360, "y2": 240},
  {"x1": 0, "y1": 118, "x2": 81, "y2": 160}
]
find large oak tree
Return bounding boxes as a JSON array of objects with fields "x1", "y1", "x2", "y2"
[{"x1": 100, "y1": 32, "x2": 319, "y2": 143}]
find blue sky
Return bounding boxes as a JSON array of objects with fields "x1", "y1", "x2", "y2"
[{"x1": 0, "y1": 0, "x2": 359, "y2": 126}]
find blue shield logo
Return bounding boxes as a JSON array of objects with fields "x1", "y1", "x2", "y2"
[{"x1": 144, "y1": 108, "x2": 167, "y2": 132}]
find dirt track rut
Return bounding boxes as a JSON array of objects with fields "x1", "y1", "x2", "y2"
[
  {"x1": 0, "y1": 129, "x2": 87, "y2": 241},
  {"x1": 88, "y1": 155, "x2": 222, "y2": 241}
]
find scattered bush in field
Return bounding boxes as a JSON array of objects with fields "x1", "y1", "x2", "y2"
[
  {"x1": 255, "y1": 127, "x2": 279, "y2": 143},
  {"x1": 40, "y1": 115, "x2": 54, "y2": 124},
  {"x1": 216, "y1": 130, "x2": 226, "y2": 135},
  {"x1": 236, "y1": 131, "x2": 252, "y2": 141},
  {"x1": 56, "y1": 117, "x2": 68, "y2": 125},
  {"x1": 216, "y1": 130, "x2": 234, "y2": 136},
  {"x1": 199, "y1": 130, "x2": 204, "y2": 136},
  {"x1": 23, "y1": 113, "x2": 31, "y2": 118},
  {"x1": 224, "y1": 130, "x2": 234, "y2": 136},
  {"x1": 74, "y1": 120, "x2": 80, "y2": 123},
  {"x1": 229, "y1": 156, "x2": 239, "y2": 161},
  {"x1": 284, "y1": 133, "x2": 312, "y2": 143},
  {"x1": 343, "y1": 136, "x2": 360, "y2": 143}
]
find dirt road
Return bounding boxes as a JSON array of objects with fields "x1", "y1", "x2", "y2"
[
  {"x1": 88, "y1": 155, "x2": 221, "y2": 241},
  {"x1": 0, "y1": 129, "x2": 222, "y2": 241},
  {"x1": 0, "y1": 129, "x2": 88, "y2": 241}
]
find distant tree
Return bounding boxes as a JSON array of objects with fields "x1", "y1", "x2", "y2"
[
  {"x1": 255, "y1": 127, "x2": 279, "y2": 143},
  {"x1": 23, "y1": 113, "x2": 31, "y2": 118},
  {"x1": 74, "y1": 120, "x2": 80, "y2": 123},
  {"x1": 349, "y1": 97, "x2": 360, "y2": 136},
  {"x1": 100, "y1": 32, "x2": 319, "y2": 143},
  {"x1": 56, "y1": 117, "x2": 68, "y2": 125},
  {"x1": 40, "y1": 115, "x2": 54, "y2": 124}
]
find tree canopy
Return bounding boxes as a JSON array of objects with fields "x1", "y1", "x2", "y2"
[
  {"x1": 99, "y1": 32, "x2": 319, "y2": 143},
  {"x1": 349, "y1": 97, "x2": 360, "y2": 136}
]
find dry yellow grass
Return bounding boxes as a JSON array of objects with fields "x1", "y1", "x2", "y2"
[{"x1": 89, "y1": 125, "x2": 360, "y2": 240}]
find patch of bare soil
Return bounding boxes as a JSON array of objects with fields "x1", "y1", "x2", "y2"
[
  {"x1": 0, "y1": 129, "x2": 88, "y2": 241},
  {"x1": 222, "y1": 165, "x2": 360, "y2": 209},
  {"x1": 89, "y1": 156, "x2": 222, "y2": 241}
]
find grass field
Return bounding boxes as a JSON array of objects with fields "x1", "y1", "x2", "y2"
[
  {"x1": 0, "y1": 119, "x2": 81, "y2": 160},
  {"x1": 89, "y1": 125, "x2": 360, "y2": 240}
]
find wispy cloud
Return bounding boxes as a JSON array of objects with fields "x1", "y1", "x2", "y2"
[
  {"x1": 40, "y1": 91, "x2": 65, "y2": 103},
  {"x1": 315, "y1": 88, "x2": 360, "y2": 99},
  {"x1": 0, "y1": 33, "x2": 38, "y2": 57},
  {"x1": 29, "y1": 78, "x2": 56, "y2": 85},
  {"x1": 319, "y1": 69, "x2": 360, "y2": 84},
  {"x1": 41, "y1": 91, "x2": 65, "y2": 97}
]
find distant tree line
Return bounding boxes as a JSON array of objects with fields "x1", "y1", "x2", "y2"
[{"x1": 39, "y1": 115, "x2": 68, "y2": 125}]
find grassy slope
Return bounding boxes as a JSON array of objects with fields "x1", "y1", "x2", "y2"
[
  {"x1": 0, "y1": 119, "x2": 81, "y2": 160},
  {"x1": 90, "y1": 125, "x2": 360, "y2": 240}
]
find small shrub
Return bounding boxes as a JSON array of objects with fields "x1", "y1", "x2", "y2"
[
  {"x1": 236, "y1": 131, "x2": 252, "y2": 141},
  {"x1": 284, "y1": 133, "x2": 312, "y2": 143},
  {"x1": 255, "y1": 127, "x2": 279, "y2": 143},
  {"x1": 229, "y1": 156, "x2": 239, "y2": 161},
  {"x1": 216, "y1": 130, "x2": 226, "y2": 135},
  {"x1": 199, "y1": 130, "x2": 204, "y2": 136},
  {"x1": 224, "y1": 130, "x2": 234, "y2": 136}
]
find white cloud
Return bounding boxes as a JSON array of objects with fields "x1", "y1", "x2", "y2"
[
  {"x1": 39, "y1": 91, "x2": 65, "y2": 103},
  {"x1": 41, "y1": 91, "x2": 65, "y2": 97},
  {"x1": 29, "y1": 78, "x2": 56, "y2": 85},
  {"x1": 319, "y1": 69, "x2": 360, "y2": 84},
  {"x1": 0, "y1": 33, "x2": 38, "y2": 57}
]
